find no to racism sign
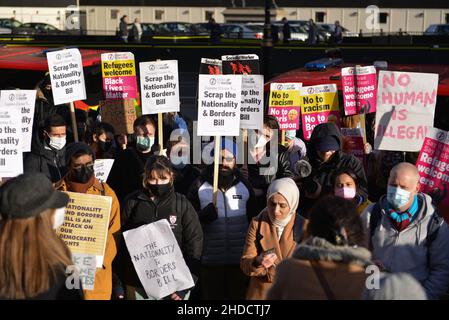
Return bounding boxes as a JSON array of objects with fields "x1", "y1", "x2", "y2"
[{"x1": 268, "y1": 82, "x2": 302, "y2": 130}]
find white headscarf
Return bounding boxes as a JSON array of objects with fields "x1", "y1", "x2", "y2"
[{"x1": 266, "y1": 178, "x2": 300, "y2": 239}]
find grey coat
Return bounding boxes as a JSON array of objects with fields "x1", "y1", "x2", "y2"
[{"x1": 361, "y1": 193, "x2": 449, "y2": 299}]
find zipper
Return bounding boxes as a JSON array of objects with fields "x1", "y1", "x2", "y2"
[{"x1": 54, "y1": 153, "x2": 61, "y2": 181}]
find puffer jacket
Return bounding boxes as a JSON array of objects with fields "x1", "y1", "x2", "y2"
[
  {"x1": 267, "y1": 237, "x2": 372, "y2": 300},
  {"x1": 188, "y1": 166, "x2": 257, "y2": 265},
  {"x1": 361, "y1": 193, "x2": 449, "y2": 300}
]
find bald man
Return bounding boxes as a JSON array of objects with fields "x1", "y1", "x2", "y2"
[{"x1": 362, "y1": 162, "x2": 449, "y2": 300}]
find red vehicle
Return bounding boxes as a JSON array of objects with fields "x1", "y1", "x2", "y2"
[{"x1": 264, "y1": 62, "x2": 449, "y2": 131}]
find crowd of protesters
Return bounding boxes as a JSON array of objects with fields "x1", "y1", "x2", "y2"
[{"x1": 1, "y1": 72, "x2": 449, "y2": 301}]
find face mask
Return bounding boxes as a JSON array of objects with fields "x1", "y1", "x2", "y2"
[
  {"x1": 72, "y1": 165, "x2": 94, "y2": 184},
  {"x1": 48, "y1": 136, "x2": 66, "y2": 150},
  {"x1": 387, "y1": 185, "x2": 411, "y2": 210},
  {"x1": 335, "y1": 187, "x2": 356, "y2": 199},
  {"x1": 98, "y1": 140, "x2": 113, "y2": 153},
  {"x1": 148, "y1": 183, "x2": 172, "y2": 197},
  {"x1": 53, "y1": 207, "x2": 66, "y2": 230},
  {"x1": 136, "y1": 136, "x2": 154, "y2": 153}
]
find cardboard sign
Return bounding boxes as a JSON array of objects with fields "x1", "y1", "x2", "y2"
[
  {"x1": 199, "y1": 58, "x2": 222, "y2": 75},
  {"x1": 222, "y1": 54, "x2": 259, "y2": 75},
  {"x1": 375, "y1": 71, "x2": 438, "y2": 152},
  {"x1": 342, "y1": 66, "x2": 377, "y2": 116},
  {"x1": 101, "y1": 52, "x2": 138, "y2": 100},
  {"x1": 416, "y1": 128, "x2": 449, "y2": 208},
  {"x1": 94, "y1": 159, "x2": 114, "y2": 183},
  {"x1": 72, "y1": 253, "x2": 96, "y2": 291},
  {"x1": 0, "y1": 90, "x2": 36, "y2": 152},
  {"x1": 46, "y1": 48, "x2": 86, "y2": 105},
  {"x1": 268, "y1": 82, "x2": 302, "y2": 130},
  {"x1": 341, "y1": 127, "x2": 366, "y2": 168},
  {"x1": 240, "y1": 75, "x2": 264, "y2": 130},
  {"x1": 300, "y1": 84, "x2": 340, "y2": 140},
  {"x1": 197, "y1": 75, "x2": 242, "y2": 136},
  {"x1": 56, "y1": 192, "x2": 112, "y2": 268},
  {"x1": 140, "y1": 60, "x2": 180, "y2": 115},
  {"x1": 0, "y1": 107, "x2": 23, "y2": 178},
  {"x1": 123, "y1": 219, "x2": 195, "y2": 300},
  {"x1": 100, "y1": 99, "x2": 137, "y2": 135}
]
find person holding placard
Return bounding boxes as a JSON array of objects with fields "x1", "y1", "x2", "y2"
[
  {"x1": 362, "y1": 162, "x2": 449, "y2": 300},
  {"x1": 108, "y1": 116, "x2": 158, "y2": 203},
  {"x1": 241, "y1": 178, "x2": 308, "y2": 300},
  {"x1": 0, "y1": 173, "x2": 83, "y2": 300},
  {"x1": 87, "y1": 122, "x2": 117, "y2": 160},
  {"x1": 119, "y1": 155, "x2": 203, "y2": 300},
  {"x1": 55, "y1": 143, "x2": 121, "y2": 300},
  {"x1": 24, "y1": 114, "x2": 68, "y2": 183},
  {"x1": 187, "y1": 138, "x2": 257, "y2": 300}
]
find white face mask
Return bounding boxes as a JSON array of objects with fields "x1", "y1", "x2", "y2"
[
  {"x1": 49, "y1": 136, "x2": 66, "y2": 150},
  {"x1": 53, "y1": 207, "x2": 66, "y2": 230}
]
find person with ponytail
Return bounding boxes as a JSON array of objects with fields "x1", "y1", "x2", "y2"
[
  {"x1": 240, "y1": 178, "x2": 308, "y2": 300},
  {"x1": 119, "y1": 155, "x2": 203, "y2": 300}
]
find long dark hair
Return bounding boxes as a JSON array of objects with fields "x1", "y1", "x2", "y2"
[{"x1": 142, "y1": 155, "x2": 174, "y2": 190}]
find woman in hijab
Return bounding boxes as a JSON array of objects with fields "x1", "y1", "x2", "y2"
[{"x1": 240, "y1": 177, "x2": 308, "y2": 300}]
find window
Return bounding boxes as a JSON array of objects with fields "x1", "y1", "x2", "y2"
[
  {"x1": 379, "y1": 12, "x2": 388, "y2": 24},
  {"x1": 110, "y1": 9, "x2": 119, "y2": 20},
  {"x1": 315, "y1": 12, "x2": 325, "y2": 23},
  {"x1": 155, "y1": 10, "x2": 164, "y2": 21},
  {"x1": 205, "y1": 10, "x2": 214, "y2": 21},
  {"x1": 445, "y1": 13, "x2": 449, "y2": 24}
]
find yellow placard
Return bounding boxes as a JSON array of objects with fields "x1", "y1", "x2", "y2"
[
  {"x1": 268, "y1": 90, "x2": 301, "y2": 107},
  {"x1": 300, "y1": 91, "x2": 339, "y2": 115},
  {"x1": 101, "y1": 59, "x2": 136, "y2": 77},
  {"x1": 56, "y1": 192, "x2": 112, "y2": 258}
]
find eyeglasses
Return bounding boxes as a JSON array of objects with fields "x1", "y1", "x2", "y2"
[{"x1": 72, "y1": 162, "x2": 94, "y2": 170}]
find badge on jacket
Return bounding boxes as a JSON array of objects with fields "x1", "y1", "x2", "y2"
[{"x1": 169, "y1": 215, "x2": 177, "y2": 228}]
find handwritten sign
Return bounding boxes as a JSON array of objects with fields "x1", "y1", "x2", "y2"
[
  {"x1": 0, "y1": 90, "x2": 36, "y2": 152},
  {"x1": 56, "y1": 192, "x2": 112, "y2": 268},
  {"x1": 123, "y1": 219, "x2": 195, "y2": 300},
  {"x1": 94, "y1": 159, "x2": 114, "y2": 183},
  {"x1": 101, "y1": 52, "x2": 137, "y2": 100},
  {"x1": 140, "y1": 60, "x2": 180, "y2": 115},
  {"x1": 300, "y1": 84, "x2": 340, "y2": 140},
  {"x1": 268, "y1": 82, "x2": 302, "y2": 130},
  {"x1": 374, "y1": 71, "x2": 438, "y2": 152},
  {"x1": 72, "y1": 253, "x2": 96, "y2": 291},
  {"x1": 0, "y1": 106, "x2": 23, "y2": 178},
  {"x1": 341, "y1": 66, "x2": 377, "y2": 115},
  {"x1": 197, "y1": 75, "x2": 242, "y2": 136},
  {"x1": 47, "y1": 48, "x2": 86, "y2": 105},
  {"x1": 100, "y1": 99, "x2": 137, "y2": 135}
]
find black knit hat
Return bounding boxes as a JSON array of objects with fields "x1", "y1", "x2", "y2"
[
  {"x1": 0, "y1": 173, "x2": 69, "y2": 219},
  {"x1": 65, "y1": 142, "x2": 96, "y2": 166}
]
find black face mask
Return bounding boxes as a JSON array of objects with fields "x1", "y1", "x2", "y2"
[
  {"x1": 72, "y1": 165, "x2": 94, "y2": 184},
  {"x1": 98, "y1": 140, "x2": 113, "y2": 153},
  {"x1": 148, "y1": 183, "x2": 172, "y2": 198}
]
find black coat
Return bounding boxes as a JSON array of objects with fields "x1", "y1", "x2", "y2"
[
  {"x1": 118, "y1": 188, "x2": 203, "y2": 288},
  {"x1": 173, "y1": 164, "x2": 200, "y2": 196},
  {"x1": 23, "y1": 145, "x2": 66, "y2": 183}
]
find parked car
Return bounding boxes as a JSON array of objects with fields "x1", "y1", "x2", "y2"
[
  {"x1": 424, "y1": 24, "x2": 449, "y2": 35},
  {"x1": 318, "y1": 23, "x2": 359, "y2": 38},
  {"x1": 127, "y1": 22, "x2": 159, "y2": 41},
  {"x1": 0, "y1": 18, "x2": 23, "y2": 31},
  {"x1": 14, "y1": 23, "x2": 64, "y2": 35},
  {"x1": 221, "y1": 23, "x2": 264, "y2": 39},
  {"x1": 156, "y1": 22, "x2": 209, "y2": 36}
]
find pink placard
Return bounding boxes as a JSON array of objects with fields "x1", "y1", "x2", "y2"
[{"x1": 342, "y1": 66, "x2": 377, "y2": 116}]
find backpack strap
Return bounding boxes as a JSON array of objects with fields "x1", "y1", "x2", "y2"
[
  {"x1": 309, "y1": 259, "x2": 336, "y2": 300},
  {"x1": 369, "y1": 203, "x2": 382, "y2": 251},
  {"x1": 100, "y1": 182, "x2": 106, "y2": 196}
]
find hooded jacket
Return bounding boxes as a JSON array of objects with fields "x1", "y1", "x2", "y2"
[
  {"x1": 188, "y1": 166, "x2": 257, "y2": 265},
  {"x1": 361, "y1": 193, "x2": 449, "y2": 300},
  {"x1": 119, "y1": 187, "x2": 203, "y2": 288},
  {"x1": 24, "y1": 144, "x2": 67, "y2": 183},
  {"x1": 307, "y1": 123, "x2": 367, "y2": 198},
  {"x1": 267, "y1": 237, "x2": 372, "y2": 300}
]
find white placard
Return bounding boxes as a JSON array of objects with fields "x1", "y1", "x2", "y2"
[
  {"x1": 197, "y1": 75, "x2": 242, "y2": 136},
  {"x1": 123, "y1": 219, "x2": 195, "y2": 300},
  {"x1": 375, "y1": 71, "x2": 439, "y2": 152},
  {"x1": 46, "y1": 48, "x2": 86, "y2": 105},
  {"x1": 140, "y1": 60, "x2": 180, "y2": 115},
  {"x1": 0, "y1": 106, "x2": 23, "y2": 178},
  {"x1": 94, "y1": 159, "x2": 114, "y2": 183},
  {"x1": 0, "y1": 90, "x2": 36, "y2": 152},
  {"x1": 240, "y1": 75, "x2": 264, "y2": 129},
  {"x1": 72, "y1": 253, "x2": 97, "y2": 291}
]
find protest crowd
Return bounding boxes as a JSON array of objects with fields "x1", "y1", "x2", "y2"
[{"x1": 1, "y1": 50, "x2": 449, "y2": 301}]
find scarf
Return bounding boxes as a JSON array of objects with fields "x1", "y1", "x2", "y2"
[{"x1": 386, "y1": 195, "x2": 419, "y2": 232}]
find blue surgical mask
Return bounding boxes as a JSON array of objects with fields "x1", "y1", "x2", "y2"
[
  {"x1": 136, "y1": 136, "x2": 154, "y2": 153},
  {"x1": 387, "y1": 185, "x2": 411, "y2": 210}
]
